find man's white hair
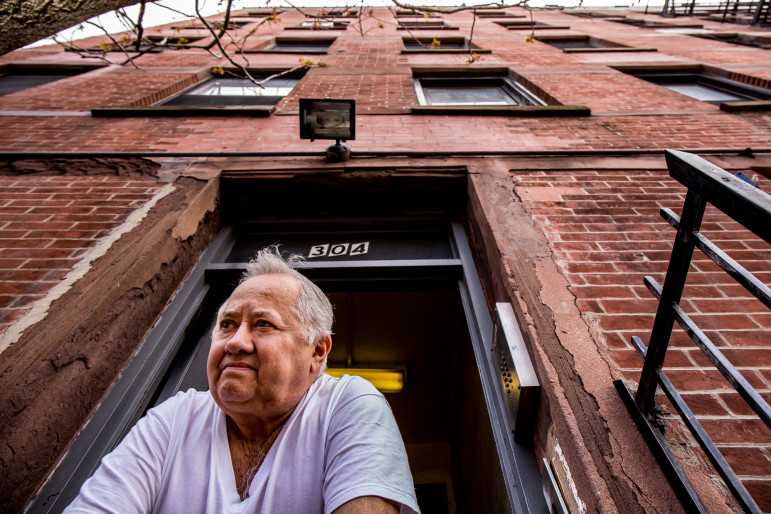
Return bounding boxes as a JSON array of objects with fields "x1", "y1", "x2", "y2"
[{"x1": 239, "y1": 246, "x2": 334, "y2": 348}]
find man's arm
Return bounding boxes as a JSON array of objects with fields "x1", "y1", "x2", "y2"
[{"x1": 333, "y1": 496, "x2": 399, "y2": 514}]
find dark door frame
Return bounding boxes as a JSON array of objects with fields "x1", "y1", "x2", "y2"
[{"x1": 29, "y1": 219, "x2": 546, "y2": 513}]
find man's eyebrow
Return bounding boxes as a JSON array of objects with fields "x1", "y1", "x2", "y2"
[{"x1": 218, "y1": 310, "x2": 240, "y2": 320}]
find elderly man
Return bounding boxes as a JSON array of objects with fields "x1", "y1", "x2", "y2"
[{"x1": 66, "y1": 248, "x2": 419, "y2": 513}]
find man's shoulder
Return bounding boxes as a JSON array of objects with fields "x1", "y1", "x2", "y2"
[
  {"x1": 317, "y1": 373, "x2": 383, "y2": 400},
  {"x1": 150, "y1": 388, "x2": 215, "y2": 420}
]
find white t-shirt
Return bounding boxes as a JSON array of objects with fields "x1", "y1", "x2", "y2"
[{"x1": 65, "y1": 374, "x2": 420, "y2": 514}]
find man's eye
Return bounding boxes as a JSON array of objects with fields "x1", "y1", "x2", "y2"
[
  {"x1": 220, "y1": 320, "x2": 234, "y2": 330},
  {"x1": 256, "y1": 320, "x2": 273, "y2": 328}
]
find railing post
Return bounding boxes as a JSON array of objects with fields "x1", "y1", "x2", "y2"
[{"x1": 635, "y1": 188, "x2": 707, "y2": 414}]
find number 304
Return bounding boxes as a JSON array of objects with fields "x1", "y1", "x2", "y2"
[{"x1": 308, "y1": 242, "x2": 369, "y2": 258}]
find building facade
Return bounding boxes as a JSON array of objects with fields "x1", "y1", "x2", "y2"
[{"x1": 0, "y1": 5, "x2": 770, "y2": 512}]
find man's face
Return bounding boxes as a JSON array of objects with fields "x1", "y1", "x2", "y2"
[{"x1": 207, "y1": 274, "x2": 326, "y2": 425}]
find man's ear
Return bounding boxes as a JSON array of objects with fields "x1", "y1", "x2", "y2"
[{"x1": 311, "y1": 334, "x2": 332, "y2": 369}]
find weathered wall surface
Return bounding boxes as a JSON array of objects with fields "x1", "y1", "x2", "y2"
[
  {"x1": 511, "y1": 160, "x2": 771, "y2": 512},
  {"x1": 0, "y1": 161, "x2": 220, "y2": 511}
]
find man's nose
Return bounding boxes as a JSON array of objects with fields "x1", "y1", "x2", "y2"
[{"x1": 224, "y1": 322, "x2": 254, "y2": 353}]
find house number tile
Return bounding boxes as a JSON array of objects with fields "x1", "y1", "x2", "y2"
[{"x1": 308, "y1": 242, "x2": 369, "y2": 258}]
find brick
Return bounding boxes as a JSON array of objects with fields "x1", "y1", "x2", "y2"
[
  {"x1": 0, "y1": 248, "x2": 75, "y2": 259},
  {"x1": 689, "y1": 314, "x2": 760, "y2": 331},
  {"x1": 720, "y1": 447, "x2": 771, "y2": 476},
  {"x1": 743, "y1": 480, "x2": 771, "y2": 512},
  {"x1": 598, "y1": 298, "x2": 658, "y2": 314},
  {"x1": 598, "y1": 314, "x2": 655, "y2": 331},
  {"x1": 719, "y1": 392, "x2": 768, "y2": 417},
  {"x1": 571, "y1": 285, "x2": 636, "y2": 299},
  {"x1": 679, "y1": 393, "x2": 730, "y2": 416},
  {"x1": 0, "y1": 308, "x2": 27, "y2": 324},
  {"x1": 699, "y1": 418, "x2": 771, "y2": 444},
  {"x1": 720, "y1": 330, "x2": 770, "y2": 347}
]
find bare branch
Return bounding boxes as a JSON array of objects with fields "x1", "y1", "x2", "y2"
[
  {"x1": 133, "y1": 1, "x2": 147, "y2": 52},
  {"x1": 84, "y1": 19, "x2": 141, "y2": 69},
  {"x1": 389, "y1": 0, "x2": 527, "y2": 15}
]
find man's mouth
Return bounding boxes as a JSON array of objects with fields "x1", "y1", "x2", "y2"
[{"x1": 223, "y1": 362, "x2": 254, "y2": 371}]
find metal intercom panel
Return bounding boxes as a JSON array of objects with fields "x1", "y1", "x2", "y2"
[{"x1": 491, "y1": 302, "x2": 541, "y2": 445}]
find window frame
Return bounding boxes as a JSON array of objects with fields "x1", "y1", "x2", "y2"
[
  {"x1": 397, "y1": 19, "x2": 457, "y2": 30},
  {"x1": 0, "y1": 63, "x2": 104, "y2": 97},
  {"x1": 536, "y1": 34, "x2": 657, "y2": 53},
  {"x1": 91, "y1": 67, "x2": 306, "y2": 117},
  {"x1": 401, "y1": 36, "x2": 490, "y2": 54},
  {"x1": 495, "y1": 20, "x2": 571, "y2": 30},
  {"x1": 414, "y1": 75, "x2": 544, "y2": 107},
  {"x1": 615, "y1": 65, "x2": 771, "y2": 109},
  {"x1": 247, "y1": 36, "x2": 337, "y2": 54},
  {"x1": 410, "y1": 68, "x2": 591, "y2": 117},
  {"x1": 292, "y1": 19, "x2": 350, "y2": 30}
]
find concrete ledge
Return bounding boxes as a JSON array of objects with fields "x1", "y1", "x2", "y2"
[
  {"x1": 91, "y1": 106, "x2": 275, "y2": 117},
  {"x1": 563, "y1": 47, "x2": 658, "y2": 53},
  {"x1": 720, "y1": 100, "x2": 771, "y2": 112}
]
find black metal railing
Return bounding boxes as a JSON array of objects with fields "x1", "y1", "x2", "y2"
[
  {"x1": 615, "y1": 149, "x2": 771, "y2": 513},
  {"x1": 661, "y1": 0, "x2": 769, "y2": 24}
]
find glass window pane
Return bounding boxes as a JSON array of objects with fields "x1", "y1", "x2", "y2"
[
  {"x1": 663, "y1": 83, "x2": 748, "y2": 102},
  {"x1": 188, "y1": 77, "x2": 298, "y2": 97},
  {"x1": 423, "y1": 85, "x2": 517, "y2": 105},
  {"x1": 0, "y1": 71, "x2": 79, "y2": 96}
]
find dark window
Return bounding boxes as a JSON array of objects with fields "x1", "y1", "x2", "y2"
[
  {"x1": 475, "y1": 10, "x2": 525, "y2": 18},
  {"x1": 402, "y1": 36, "x2": 488, "y2": 53},
  {"x1": 212, "y1": 19, "x2": 254, "y2": 29},
  {"x1": 320, "y1": 9, "x2": 358, "y2": 17},
  {"x1": 415, "y1": 76, "x2": 543, "y2": 106},
  {"x1": 398, "y1": 20, "x2": 454, "y2": 30},
  {"x1": 495, "y1": 20, "x2": 570, "y2": 30},
  {"x1": 538, "y1": 35, "x2": 656, "y2": 53},
  {"x1": 161, "y1": 76, "x2": 300, "y2": 107},
  {"x1": 627, "y1": 71, "x2": 771, "y2": 105},
  {"x1": 0, "y1": 68, "x2": 87, "y2": 96},
  {"x1": 266, "y1": 37, "x2": 335, "y2": 52},
  {"x1": 691, "y1": 32, "x2": 771, "y2": 49},
  {"x1": 144, "y1": 35, "x2": 206, "y2": 47},
  {"x1": 396, "y1": 10, "x2": 440, "y2": 17}
]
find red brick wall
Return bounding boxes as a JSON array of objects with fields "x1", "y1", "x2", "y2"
[
  {"x1": 513, "y1": 168, "x2": 771, "y2": 510},
  {"x1": 0, "y1": 175, "x2": 164, "y2": 336}
]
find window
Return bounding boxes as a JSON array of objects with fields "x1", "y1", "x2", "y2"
[
  {"x1": 475, "y1": 10, "x2": 525, "y2": 18},
  {"x1": 397, "y1": 20, "x2": 455, "y2": 30},
  {"x1": 255, "y1": 36, "x2": 335, "y2": 53},
  {"x1": 610, "y1": 18, "x2": 704, "y2": 29},
  {"x1": 621, "y1": 69, "x2": 771, "y2": 106},
  {"x1": 0, "y1": 66, "x2": 93, "y2": 96},
  {"x1": 410, "y1": 69, "x2": 590, "y2": 116},
  {"x1": 144, "y1": 35, "x2": 206, "y2": 48},
  {"x1": 161, "y1": 76, "x2": 300, "y2": 107},
  {"x1": 401, "y1": 36, "x2": 490, "y2": 54},
  {"x1": 495, "y1": 20, "x2": 571, "y2": 30},
  {"x1": 414, "y1": 75, "x2": 544, "y2": 106},
  {"x1": 536, "y1": 35, "x2": 653, "y2": 52},
  {"x1": 395, "y1": 9, "x2": 440, "y2": 17},
  {"x1": 295, "y1": 20, "x2": 349, "y2": 30},
  {"x1": 320, "y1": 9, "x2": 358, "y2": 17},
  {"x1": 204, "y1": 19, "x2": 253, "y2": 30},
  {"x1": 691, "y1": 32, "x2": 771, "y2": 49}
]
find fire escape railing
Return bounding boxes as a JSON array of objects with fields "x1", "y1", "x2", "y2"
[
  {"x1": 661, "y1": 0, "x2": 769, "y2": 24},
  {"x1": 614, "y1": 149, "x2": 771, "y2": 513}
]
